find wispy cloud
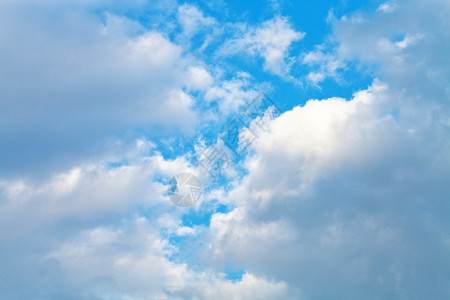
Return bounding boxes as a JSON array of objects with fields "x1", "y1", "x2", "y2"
[{"x1": 219, "y1": 16, "x2": 304, "y2": 78}]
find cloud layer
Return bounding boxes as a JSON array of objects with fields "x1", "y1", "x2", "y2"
[{"x1": 1, "y1": 0, "x2": 449, "y2": 299}]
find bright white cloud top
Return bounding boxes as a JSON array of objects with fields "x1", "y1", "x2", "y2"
[{"x1": 0, "y1": 0, "x2": 449, "y2": 299}]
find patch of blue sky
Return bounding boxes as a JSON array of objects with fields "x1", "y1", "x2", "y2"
[
  {"x1": 182, "y1": 206, "x2": 213, "y2": 227},
  {"x1": 181, "y1": 197, "x2": 233, "y2": 226},
  {"x1": 105, "y1": 159, "x2": 129, "y2": 169},
  {"x1": 223, "y1": 265, "x2": 245, "y2": 282}
]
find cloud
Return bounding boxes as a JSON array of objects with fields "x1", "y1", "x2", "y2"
[
  {"x1": 185, "y1": 66, "x2": 214, "y2": 91},
  {"x1": 308, "y1": 0, "x2": 450, "y2": 100},
  {"x1": 205, "y1": 80, "x2": 450, "y2": 298},
  {"x1": 302, "y1": 48, "x2": 344, "y2": 85},
  {"x1": 0, "y1": 1, "x2": 300, "y2": 299},
  {"x1": 201, "y1": 0, "x2": 450, "y2": 298},
  {"x1": 220, "y1": 16, "x2": 304, "y2": 77},
  {"x1": 177, "y1": 3, "x2": 216, "y2": 37},
  {"x1": 0, "y1": 1, "x2": 206, "y2": 176},
  {"x1": 204, "y1": 72, "x2": 262, "y2": 115},
  {"x1": 0, "y1": 137, "x2": 296, "y2": 299},
  {"x1": 1, "y1": 0, "x2": 449, "y2": 299},
  {"x1": 44, "y1": 217, "x2": 294, "y2": 299},
  {"x1": 377, "y1": 2, "x2": 396, "y2": 13},
  {"x1": 0, "y1": 140, "x2": 185, "y2": 227}
]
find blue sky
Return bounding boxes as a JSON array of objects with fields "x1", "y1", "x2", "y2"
[{"x1": 1, "y1": 0, "x2": 450, "y2": 299}]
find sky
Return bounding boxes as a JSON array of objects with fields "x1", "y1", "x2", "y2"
[{"x1": 0, "y1": 0, "x2": 449, "y2": 299}]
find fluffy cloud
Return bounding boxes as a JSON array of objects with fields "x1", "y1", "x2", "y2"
[
  {"x1": 0, "y1": 1, "x2": 300, "y2": 299},
  {"x1": 202, "y1": 0, "x2": 450, "y2": 298},
  {"x1": 0, "y1": 1, "x2": 206, "y2": 176},
  {"x1": 206, "y1": 82, "x2": 450, "y2": 298},
  {"x1": 46, "y1": 217, "x2": 294, "y2": 300},
  {"x1": 1, "y1": 0, "x2": 449, "y2": 299},
  {"x1": 0, "y1": 138, "x2": 295, "y2": 299}
]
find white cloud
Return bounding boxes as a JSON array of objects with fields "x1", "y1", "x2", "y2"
[
  {"x1": 1, "y1": 0, "x2": 450, "y2": 299},
  {"x1": 177, "y1": 3, "x2": 216, "y2": 37},
  {"x1": 201, "y1": 2, "x2": 450, "y2": 297},
  {"x1": 185, "y1": 66, "x2": 214, "y2": 91},
  {"x1": 0, "y1": 1, "x2": 291, "y2": 299},
  {"x1": 45, "y1": 217, "x2": 294, "y2": 299},
  {"x1": 377, "y1": 2, "x2": 396, "y2": 13},
  {"x1": 0, "y1": 140, "x2": 188, "y2": 224},
  {"x1": 204, "y1": 78, "x2": 450, "y2": 298},
  {"x1": 0, "y1": 136, "x2": 296, "y2": 299},
  {"x1": 333, "y1": 0, "x2": 450, "y2": 101},
  {"x1": 204, "y1": 74, "x2": 261, "y2": 115},
  {"x1": 302, "y1": 49, "x2": 344, "y2": 85},
  {"x1": 0, "y1": 2, "x2": 210, "y2": 176},
  {"x1": 220, "y1": 16, "x2": 304, "y2": 77},
  {"x1": 303, "y1": 0, "x2": 450, "y2": 96}
]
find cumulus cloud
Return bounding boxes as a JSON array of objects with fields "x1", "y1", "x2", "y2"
[
  {"x1": 46, "y1": 217, "x2": 294, "y2": 300},
  {"x1": 205, "y1": 81, "x2": 450, "y2": 298},
  {"x1": 0, "y1": 138, "x2": 295, "y2": 299},
  {"x1": 0, "y1": 1, "x2": 205, "y2": 176},
  {"x1": 202, "y1": 0, "x2": 450, "y2": 298},
  {"x1": 0, "y1": 1, "x2": 301, "y2": 299}
]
